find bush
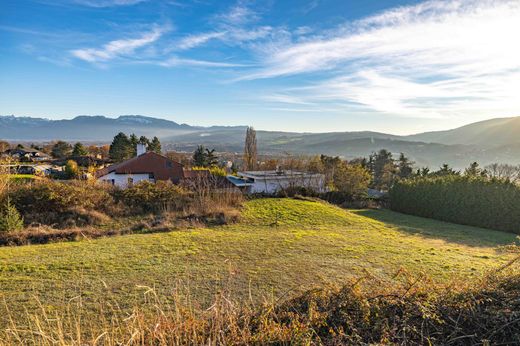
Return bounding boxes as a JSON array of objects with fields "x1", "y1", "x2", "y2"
[
  {"x1": 0, "y1": 200, "x2": 24, "y2": 232},
  {"x1": 390, "y1": 175, "x2": 520, "y2": 233},
  {"x1": 7, "y1": 180, "x2": 115, "y2": 226},
  {"x1": 113, "y1": 181, "x2": 191, "y2": 214}
]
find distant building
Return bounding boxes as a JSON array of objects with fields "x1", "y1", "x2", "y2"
[
  {"x1": 5, "y1": 148, "x2": 51, "y2": 162},
  {"x1": 227, "y1": 170, "x2": 325, "y2": 194},
  {"x1": 95, "y1": 144, "x2": 184, "y2": 188}
]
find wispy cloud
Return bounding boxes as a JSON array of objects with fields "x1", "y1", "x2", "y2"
[
  {"x1": 157, "y1": 56, "x2": 246, "y2": 68},
  {"x1": 71, "y1": 25, "x2": 168, "y2": 63},
  {"x1": 176, "y1": 32, "x2": 226, "y2": 50},
  {"x1": 243, "y1": 0, "x2": 520, "y2": 120},
  {"x1": 72, "y1": 0, "x2": 147, "y2": 7},
  {"x1": 217, "y1": 3, "x2": 259, "y2": 26}
]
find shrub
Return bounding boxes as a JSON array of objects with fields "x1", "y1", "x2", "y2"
[
  {"x1": 7, "y1": 180, "x2": 115, "y2": 226},
  {"x1": 390, "y1": 175, "x2": 520, "y2": 233},
  {"x1": 64, "y1": 159, "x2": 80, "y2": 179},
  {"x1": 0, "y1": 200, "x2": 24, "y2": 232},
  {"x1": 113, "y1": 181, "x2": 191, "y2": 214}
]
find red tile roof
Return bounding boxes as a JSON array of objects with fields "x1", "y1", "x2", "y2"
[{"x1": 95, "y1": 152, "x2": 184, "y2": 183}]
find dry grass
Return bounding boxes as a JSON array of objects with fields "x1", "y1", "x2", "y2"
[{"x1": 1, "y1": 260, "x2": 519, "y2": 345}]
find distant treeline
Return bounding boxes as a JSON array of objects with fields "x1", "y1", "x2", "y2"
[{"x1": 390, "y1": 175, "x2": 520, "y2": 234}]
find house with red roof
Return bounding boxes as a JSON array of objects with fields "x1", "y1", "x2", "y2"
[{"x1": 95, "y1": 144, "x2": 184, "y2": 188}]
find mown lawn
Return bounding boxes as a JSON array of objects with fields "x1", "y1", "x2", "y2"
[{"x1": 0, "y1": 198, "x2": 517, "y2": 326}]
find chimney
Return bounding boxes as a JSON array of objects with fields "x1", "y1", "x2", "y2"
[{"x1": 136, "y1": 143, "x2": 147, "y2": 156}]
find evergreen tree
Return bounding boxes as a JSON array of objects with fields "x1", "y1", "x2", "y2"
[
  {"x1": 148, "y1": 136, "x2": 161, "y2": 153},
  {"x1": 138, "y1": 136, "x2": 150, "y2": 146},
  {"x1": 51, "y1": 141, "x2": 72, "y2": 159},
  {"x1": 205, "y1": 148, "x2": 218, "y2": 166},
  {"x1": 243, "y1": 127, "x2": 257, "y2": 170},
  {"x1": 72, "y1": 142, "x2": 88, "y2": 156},
  {"x1": 192, "y1": 145, "x2": 207, "y2": 167},
  {"x1": 369, "y1": 149, "x2": 395, "y2": 190},
  {"x1": 129, "y1": 134, "x2": 138, "y2": 156},
  {"x1": 464, "y1": 162, "x2": 486, "y2": 177},
  {"x1": 0, "y1": 199, "x2": 24, "y2": 233},
  {"x1": 109, "y1": 132, "x2": 133, "y2": 162},
  {"x1": 434, "y1": 164, "x2": 460, "y2": 176},
  {"x1": 397, "y1": 153, "x2": 414, "y2": 179}
]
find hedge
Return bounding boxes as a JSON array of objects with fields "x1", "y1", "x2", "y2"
[{"x1": 389, "y1": 175, "x2": 520, "y2": 234}]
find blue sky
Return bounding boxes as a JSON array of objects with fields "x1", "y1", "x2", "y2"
[{"x1": 1, "y1": 0, "x2": 520, "y2": 134}]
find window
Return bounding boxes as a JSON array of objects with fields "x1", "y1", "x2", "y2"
[{"x1": 166, "y1": 161, "x2": 173, "y2": 168}]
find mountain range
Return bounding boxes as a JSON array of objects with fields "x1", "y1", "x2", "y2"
[{"x1": 1, "y1": 115, "x2": 519, "y2": 169}]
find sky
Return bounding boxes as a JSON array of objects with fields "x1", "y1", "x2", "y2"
[{"x1": 1, "y1": 0, "x2": 520, "y2": 135}]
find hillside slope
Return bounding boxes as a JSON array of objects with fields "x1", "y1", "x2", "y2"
[
  {"x1": 407, "y1": 116, "x2": 520, "y2": 146},
  {"x1": 0, "y1": 198, "x2": 515, "y2": 326}
]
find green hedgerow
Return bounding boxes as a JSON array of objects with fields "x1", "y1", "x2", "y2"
[{"x1": 389, "y1": 175, "x2": 520, "y2": 234}]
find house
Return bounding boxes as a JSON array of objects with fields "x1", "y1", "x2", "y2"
[
  {"x1": 95, "y1": 144, "x2": 184, "y2": 188},
  {"x1": 5, "y1": 148, "x2": 51, "y2": 162},
  {"x1": 227, "y1": 170, "x2": 325, "y2": 194}
]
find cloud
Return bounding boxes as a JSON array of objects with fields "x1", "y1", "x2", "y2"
[
  {"x1": 176, "y1": 32, "x2": 226, "y2": 50},
  {"x1": 242, "y1": 0, "x2": 520, "y2": 120},
  {"x1": 72, "y1": 0, "x2": 147, "y2": 7},
  {"x1": 157, "y1": 56, "x2": 246, "y2": 68},
  {"x1": 71, "y1": 25, "x2": 168, "y2": 63},
  {"x1": 217, "y1": 3, "x2": 259, "y2": 26}
]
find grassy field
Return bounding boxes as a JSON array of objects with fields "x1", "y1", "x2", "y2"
[{"x1": 0, "y1": 198, "x2": 517, "y2": 328}]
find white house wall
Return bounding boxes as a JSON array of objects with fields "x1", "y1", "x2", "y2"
[
  {"x1": 249, "y1": 176, "x2": 325, "y2": 194},
  {"x1": 97, "y1": 172, "x2": 153, "y2": 188}
]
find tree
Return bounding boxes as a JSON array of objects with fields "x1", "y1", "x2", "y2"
[
  {"x1": 193, "y1": 145, "x2": 207, "y2": 167},
  {"x1": 243, "y1": 127, "x2": 257, "y2": 170},
  {"x1": 464, "y1": 162, "x2": 486, "y2": 177},
  {"x1": 333, "y1": 163, "x2": 371, "y2": 197},
  {"x1": 148, "y1": 136, "x2": 161, "y2": 154},
  {"x1": 72, "y1": 142, "x2": 88, "y2": 156},
  {"x1": 434, "y1": 164, "x2": 459, "y2": 176},
  {"x1": 138, "y1": 136, "x2": 150, "y2": 146},
  {"x1": 0, "y1": 199, "x2": 24, "y2": 233},
  {"x1": 485, "y1": 163, "x2": 520, "y2": 183},
  {"x1": 51, "y1": 141, "x2": 72, "y2": 159},
  {"x1": 319, "y1": 155, "x2": 342, "y2": 187},
  {"x1": 64, "y1": 160, "x2": 80, "y2": 179},
  {"x1": 109, "y1": 132, "x2": 133, "y2": 162},
  {"x1": 369, "y1": 149, "x2": 394, "y2": 190},
  {"x1": 129, "y1": 134, "x2": 139, "y2": 156},
  {"x1": 397, "y1": 153, "x2": 414, "y2": 179},
  {"x1": 205, "y1": 148, "x2": 218, "y2": 166},
  {"x1": 0, "y1": 140, "x2": 10, "y2": 153},
  {"x1": 191, "y1": 145, "x2": 218, "y2": 167}
]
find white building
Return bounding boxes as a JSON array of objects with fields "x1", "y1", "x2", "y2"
[{"x1": 227, "y1": 170, "x2": 325, "y2": 194}]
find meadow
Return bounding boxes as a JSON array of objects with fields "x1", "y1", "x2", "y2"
[{"x1": 1, "y1": 198, "x2": 517, "y2": 340}]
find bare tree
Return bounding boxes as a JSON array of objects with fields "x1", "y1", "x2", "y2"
[
  {"x1": 243, "y1": 127, "x2": 257, "y2": 171},
  {"x1": 485, "y1": 163, "x2": 520, "y2": 183}
]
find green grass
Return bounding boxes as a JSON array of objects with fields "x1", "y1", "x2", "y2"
[
  {"x1": 8, "y1": 174, "x2": 41, "y2": 181},
  {"x1": 0, "y1": 198, "x2": 517, "y2": 325}
]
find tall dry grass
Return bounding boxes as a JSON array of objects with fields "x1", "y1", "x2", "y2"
[{"x1": 2, "y1": 260, "x2": 519, "y2": 345}]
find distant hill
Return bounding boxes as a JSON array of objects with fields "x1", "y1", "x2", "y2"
[
  {"x1": 406, "y1": 116, "x2": 520, "y2": 147},
  {"x1": 0, "y1": 115, "x2": 196, "y2": 141},
  {"x1": 1, "y1": 114, "x2": 520, "y2": 168}
]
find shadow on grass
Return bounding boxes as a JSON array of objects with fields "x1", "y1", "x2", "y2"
[{"x1": 352, "y1": 209, "x2": 518, "y2": 248}]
